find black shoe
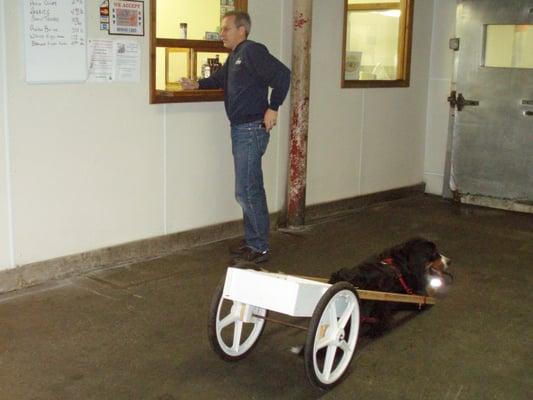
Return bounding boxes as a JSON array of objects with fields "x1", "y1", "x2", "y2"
[
  {"x1": 228, "y1": 239, "x2": 248, "y2": 255},
  {"x1": 233, "y1": 247, "x2": 269, "y2": 264}
]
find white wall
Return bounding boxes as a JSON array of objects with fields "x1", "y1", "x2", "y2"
[
  {"x1": 307, "y1": 0, "x2": 363, "y2": 203},
  {"x1": 0, "y1": 0, "x2": 13, "y2": 269},
  {"x1": 424, "y1": 0, "x2": 456, "y2": 195},
  {"x1": 307, "y1": 0, "x2": 435, "y2": 204},
  {"x1": 0, "y1": 0, "x2": 445, "y2": 272},
  {"x1": 4, "y1": 1, "x2": 163, "y2": 266}
]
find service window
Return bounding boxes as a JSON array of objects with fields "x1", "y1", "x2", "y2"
[{"x1": 150, "y1": 0, "x2": 248, "y2": 103}]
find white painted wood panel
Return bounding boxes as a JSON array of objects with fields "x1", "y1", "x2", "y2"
[{"x1": 0, "y1": 1, "x2": 13, "y2": 270}]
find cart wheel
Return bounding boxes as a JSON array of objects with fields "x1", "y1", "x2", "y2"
[
  {"x1": 304, "y1": 282, "x2": 360, "y2": 390},
  {"x1": 207, "y1": 276, "x2": 267, "y2": 361}
]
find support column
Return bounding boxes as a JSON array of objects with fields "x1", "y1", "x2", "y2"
[{"x1": 286, "y1": 0, "x2": 313, "y2": 228}]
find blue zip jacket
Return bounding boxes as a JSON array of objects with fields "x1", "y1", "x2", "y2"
[{"x1": 198, "y1": 40, "x2": 291, "y2": 126}]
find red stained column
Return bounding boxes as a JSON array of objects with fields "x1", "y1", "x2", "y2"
[{"x1": 286, "y1": 0, "x2": 313, "y2": 228}]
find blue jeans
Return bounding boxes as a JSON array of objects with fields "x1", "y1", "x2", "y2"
[{"x1": 231, "y1": 120, "x2": 270, "y2": 253}]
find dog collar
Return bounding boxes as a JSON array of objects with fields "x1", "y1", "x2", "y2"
[{"x1": 381, "y1": 257, "x2": 414, "y2": 295}]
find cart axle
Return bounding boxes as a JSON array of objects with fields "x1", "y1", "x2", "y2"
[{"x1": 253, "y1": 314, "x2": 307, "y2": 331}]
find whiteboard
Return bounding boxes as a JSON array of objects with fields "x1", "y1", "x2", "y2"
[{"x1": 23, "y1": 0, "x2": 87, "y2": 83}]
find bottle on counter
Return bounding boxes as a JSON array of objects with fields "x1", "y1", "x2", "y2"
[
  {"x1": 202, "y1": 56, "x2": 223, "y2": 78},
  {"x1": 179, "y1": 23, "x2": 187, "y2": 39},
  {"x1": 210, "y1": 55, "x2": 222, "y2": 74},
  {"x1": 202, "y1": 60, "x2": 211, "y2": 78}
]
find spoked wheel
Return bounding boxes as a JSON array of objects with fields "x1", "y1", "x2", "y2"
[
  {"x1": 207, "y1": 276, "x2": 267, "y2": 361},
  {"x1": 304, "y1": 282, "x2": 360, "y2": 390}
]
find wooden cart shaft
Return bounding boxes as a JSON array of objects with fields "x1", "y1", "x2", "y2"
[{"x1": 295, "y1": 275, "x2": 436, "y2": 305}]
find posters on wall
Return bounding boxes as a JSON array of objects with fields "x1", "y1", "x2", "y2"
[
  {"x1": 87, "y1": 39, "x2": 140, "y2": 82},
  {"x1": 100, "y1": 0, "x2": 110, "y2": 31},
  {"x1": 109, "y1": 0, "x2": 144, "y2": 36}
]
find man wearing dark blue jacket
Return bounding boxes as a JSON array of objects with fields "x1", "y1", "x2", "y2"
[{"x1": 181, "y1": 11, "x2": 291, "y2": 263}]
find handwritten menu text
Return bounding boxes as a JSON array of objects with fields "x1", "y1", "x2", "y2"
[{"x1": 27, "y1": 0, "x2": 85, "y2": 48}]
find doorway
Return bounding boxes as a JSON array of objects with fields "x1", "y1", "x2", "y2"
[{"x1": 444, "y1": 0, "x2": 533, "y2": 213}]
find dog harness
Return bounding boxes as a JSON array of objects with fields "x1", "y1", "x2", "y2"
[{"x1": 381, "y1": 257, "x2": 414, "y2": 295}]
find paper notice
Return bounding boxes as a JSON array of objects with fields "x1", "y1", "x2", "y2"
[
  {"x1": 113, "y1": 40, "x2": 140, "y2": 82},
  {"x1": 87, "y1": 39, "x2": 113, "y2": 82},
  {"x1": 87, "y1": 39, "x2": 140, "y2": 82}
]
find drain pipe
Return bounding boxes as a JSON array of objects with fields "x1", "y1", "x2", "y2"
[{"x1": 286, "y1": 0, "x2": 313, "y2": 228}]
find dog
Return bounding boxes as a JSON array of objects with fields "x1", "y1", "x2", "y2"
[{"x1": 328, "y1": 237, "x2": 451, "y2": 336}]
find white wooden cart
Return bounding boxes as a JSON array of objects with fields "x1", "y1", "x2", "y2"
[{"x1": 207, "y1": 267, "x2": 436, "y2": 390}]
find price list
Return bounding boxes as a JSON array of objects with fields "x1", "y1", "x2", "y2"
[{"x1": 26, "y1": 0, "x2": 86, "y2": 48}]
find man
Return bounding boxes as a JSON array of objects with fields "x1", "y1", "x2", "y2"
[{"x1": 181, "y1": 11, "x2": 291, "y2": 263}]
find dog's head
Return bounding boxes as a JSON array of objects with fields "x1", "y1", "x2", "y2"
[{"x1": 400, "y1": 238, "x2": 452, "y2": 294}]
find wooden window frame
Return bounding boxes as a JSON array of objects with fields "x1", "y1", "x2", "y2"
[
  {"x1": 341, "y1": 0, "x2": 414, "y2": 88},
  {"x1": 149, "y1": 0, "x2": 248, "y2": 104}
]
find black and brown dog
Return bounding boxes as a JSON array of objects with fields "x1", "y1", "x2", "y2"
[{"x1": 329, "y1": 237, "x2": 452, "y2": 336}]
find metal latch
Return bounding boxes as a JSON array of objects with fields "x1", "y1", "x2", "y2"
[
  {"x1": 447, "y1": 90, "x2": 458, "y2": 108},
  {"x1": 447, "y1": 91, "x2": 479, "y2": 111}
]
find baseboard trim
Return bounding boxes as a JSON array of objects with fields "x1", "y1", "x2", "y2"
[
  {"x1": 305, "y1": 183, "x2": 426, "y2": 221},
  {"x1": 0, "y1": 183, "x2": 425, "y2": 294},
  {"x1": 0, "y1": 219, "x2": 245, "y2": 294}
]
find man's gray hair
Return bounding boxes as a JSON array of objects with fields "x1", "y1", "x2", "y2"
[{"x1": 223, "y1": 11, "x2": 251, "y2": 37}]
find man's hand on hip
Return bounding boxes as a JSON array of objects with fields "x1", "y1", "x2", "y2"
[{"x1": 263, "y1": 109, "x2": 278, "y2": 132}]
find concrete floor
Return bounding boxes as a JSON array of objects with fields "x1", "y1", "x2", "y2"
[{"x1": 1, "y1": 196, "x2": 532, "y2": 400}]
